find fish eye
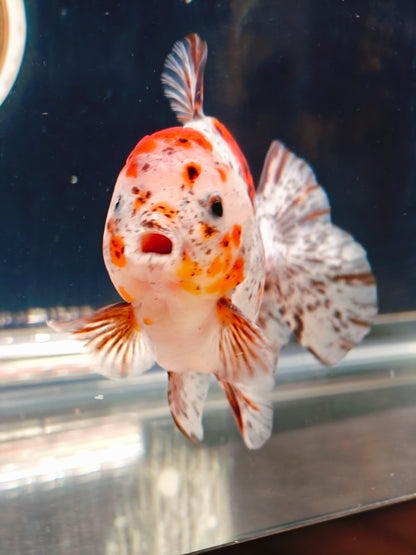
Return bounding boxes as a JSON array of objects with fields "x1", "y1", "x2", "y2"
[
  {"x1": 209, "y1": 195, "x2": 223, "y2": 218},
  {"x1": 114, "y1": 196, "x2": 121, "y2": 211}
]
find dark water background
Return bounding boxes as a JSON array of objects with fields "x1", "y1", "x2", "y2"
[{"x1": 0, "y1": 0, "x2": 415, "y2": 315}]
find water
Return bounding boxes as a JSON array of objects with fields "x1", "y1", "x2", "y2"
[{"x1": 1, "y1": 1, "x2": 416, "y2": 554}]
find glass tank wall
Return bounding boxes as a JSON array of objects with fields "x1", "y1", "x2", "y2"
[{"x1": 1, "y1": 1, "x2": 416, "y2": 554}]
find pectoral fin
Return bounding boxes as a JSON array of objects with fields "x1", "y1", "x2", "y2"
[
  {"x1": 215, "y1": 297, "x2": 275, "y2": 448},
  {"x1": 49, "y1": 302, "x2": 155, "y2": 378},
  {"x1": 217, "y1": 296, "x2": 275, "y2": 382},
  {"x1": 168, "y1": 372, "x2": 211, "y2": 442}
]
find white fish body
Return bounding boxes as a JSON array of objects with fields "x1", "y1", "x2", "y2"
[{"x1": 62, "y1": 35, "x2": 377, "y2": 449}]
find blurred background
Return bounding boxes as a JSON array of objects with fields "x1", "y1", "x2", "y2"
[{"x1": 0, "y1": 0, "x2": 415, "y2": 318}]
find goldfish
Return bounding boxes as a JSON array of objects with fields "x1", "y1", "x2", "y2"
[{"x1": 62, "y1": 34, "x2": 377, "y2": 449}]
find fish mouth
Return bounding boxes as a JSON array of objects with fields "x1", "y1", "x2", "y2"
[{"x1": 140, "y1": 232, "x2": 173, "y2": 255}]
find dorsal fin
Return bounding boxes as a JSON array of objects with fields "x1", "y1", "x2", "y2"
[{"x1": 161, "y1": 33, "x2": 207, "y2": 123}]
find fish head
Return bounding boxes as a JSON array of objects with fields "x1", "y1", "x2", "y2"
[{"x1": 102, "y1": 127, "x2": 257, "y2": 302}]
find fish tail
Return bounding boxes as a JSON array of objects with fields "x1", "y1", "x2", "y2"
[
  {"x1": 256, "y1": 141, "x2": 378, "y2": 366},
  {"x1": 161, "y1": 33, "x2": 207, "y2": 123}
]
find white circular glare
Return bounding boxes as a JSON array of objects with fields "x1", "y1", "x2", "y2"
[{"x1": 0, "y1": 0, "x2": 27, "y2": 107}]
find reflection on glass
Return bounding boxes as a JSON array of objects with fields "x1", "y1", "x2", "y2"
[
  {"x1": 0, "y1": 0, "x2": 26, "y2": 106},
  {"x1": 105, "y1": 430, "x2": 231, "y2": 554}
]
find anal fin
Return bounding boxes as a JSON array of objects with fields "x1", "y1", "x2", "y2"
[{"x1": 168, "y1": 372, "x2": 211, "y2": 442}]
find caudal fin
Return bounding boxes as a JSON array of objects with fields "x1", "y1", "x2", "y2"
[
  {"x1": 161, "y1": 33, "x2": 207, "y2": 123},
  {"x1": 256, "y1": 141, "x2": 377, "y2": 366}
]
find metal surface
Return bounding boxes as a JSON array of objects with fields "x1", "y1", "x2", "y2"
[{"x1": 1, "y1": 316, "x2": 416, "y2": 554}]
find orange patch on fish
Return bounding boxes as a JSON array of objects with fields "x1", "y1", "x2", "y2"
[
  {"x1": 143, "y1": 317, "x2": 153, "y2": 326},
  {"x1": 125, "y1": 161, "x2": 138, "y2": 178},
  {"x1": 132, "y1": 188, "x2": 151, "y2": 214},
  {"x1": 220, "y1": 233, "x2": 233, "y2": 272},
  {"x1": 207, "y1": 255, "x2": 222, "y2": 277},
  {"x1": 128, "y1": 127, "x2": 213, "y2": 163},
  {"x1": 212, "y1": 118, "x2": 255, "y2": 204},
  {"x1": 205, "y1": 257, "x2": 245, "y2": 295},
  {"x1": 133, "y1": 197, "x2": 147, "y2": 214},
  {"x1": 221, "y1": 233, "x2": 231, "y2": 248},
  {"x1": 107, "y1": 218, "x2": 115, "y2": 233},
  {"x1": 216, "y1": 164, "x2": 228, "y2": 182},
  {"x1": 110, "y1": 235, "x2": 127, "y2": 268},
  {"x1": 182, "y1": 163, "x2": 201, "y2": 187},
  {"x1": 180, "y1": 280, "x2": 202, "y2": 295},
  {"x1": 129, "y1": 137, "x2": 159, "y2": 158},
  {"x1": 177, "y1": 127, "x2": 213, "y2": 151},
  {"x1": 177, "y1": 251, "x2": 203, "y2": 280},
  {"x1": 118, "y1": 286, "x2": 134, "y2": 303},
  {"x1": 231, "y1": 225, "x2": 242, "y2": 248}
]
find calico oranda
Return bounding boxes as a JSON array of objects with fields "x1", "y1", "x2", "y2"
[{"x1": 55, "y1": 34, "x2": 377, "y2": 449}]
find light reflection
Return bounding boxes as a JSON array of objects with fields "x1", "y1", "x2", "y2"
[
  {"x1": 105, "y1": 430, "x2": 233, "y2": 555},
  {"x1": 34, "y1": 333, "x2": 51, "y2": 343},
  {"x1": 0, "y1": 337, "x2": 83, "y2": 360},
  {"x1": 157, "y1": 466, "x2": 180, "y2": 497},
  {"x1": 0, "y1": 0, "x2": 27, "y2": 107},
  {"x1": 0, "y1": 414, "x2": 145, "y2": 493}
]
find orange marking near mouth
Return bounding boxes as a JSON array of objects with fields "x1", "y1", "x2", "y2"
[
  {"x1": 177, "y1": 251, "x2": 203, "y2": 280},
  {"x1": 205, "y1": 257, "x2": 245, "y2": 295},
  {"x1": 133, "y1": 196, "x2": 147, "y2": 213},
  {"x1": 180, "y1": 280, "x2": 202, "y2": 295},
  {"x1": 207, "y1": 255, "x2": 222, "y2": 277},
  {"x1": 150, "y1": 203, "x2": 178, "y2": 218},
  {"x1": 110, "y1": 235, "x2": 127, "y2": 268},
  {"x1": 131, "y1": 188, "x2": 151, "y2": 215}
]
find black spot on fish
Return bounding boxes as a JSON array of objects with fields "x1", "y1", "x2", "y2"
[{"x1": 186, "y1": 164, "x2": 200, "y2": 182}]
